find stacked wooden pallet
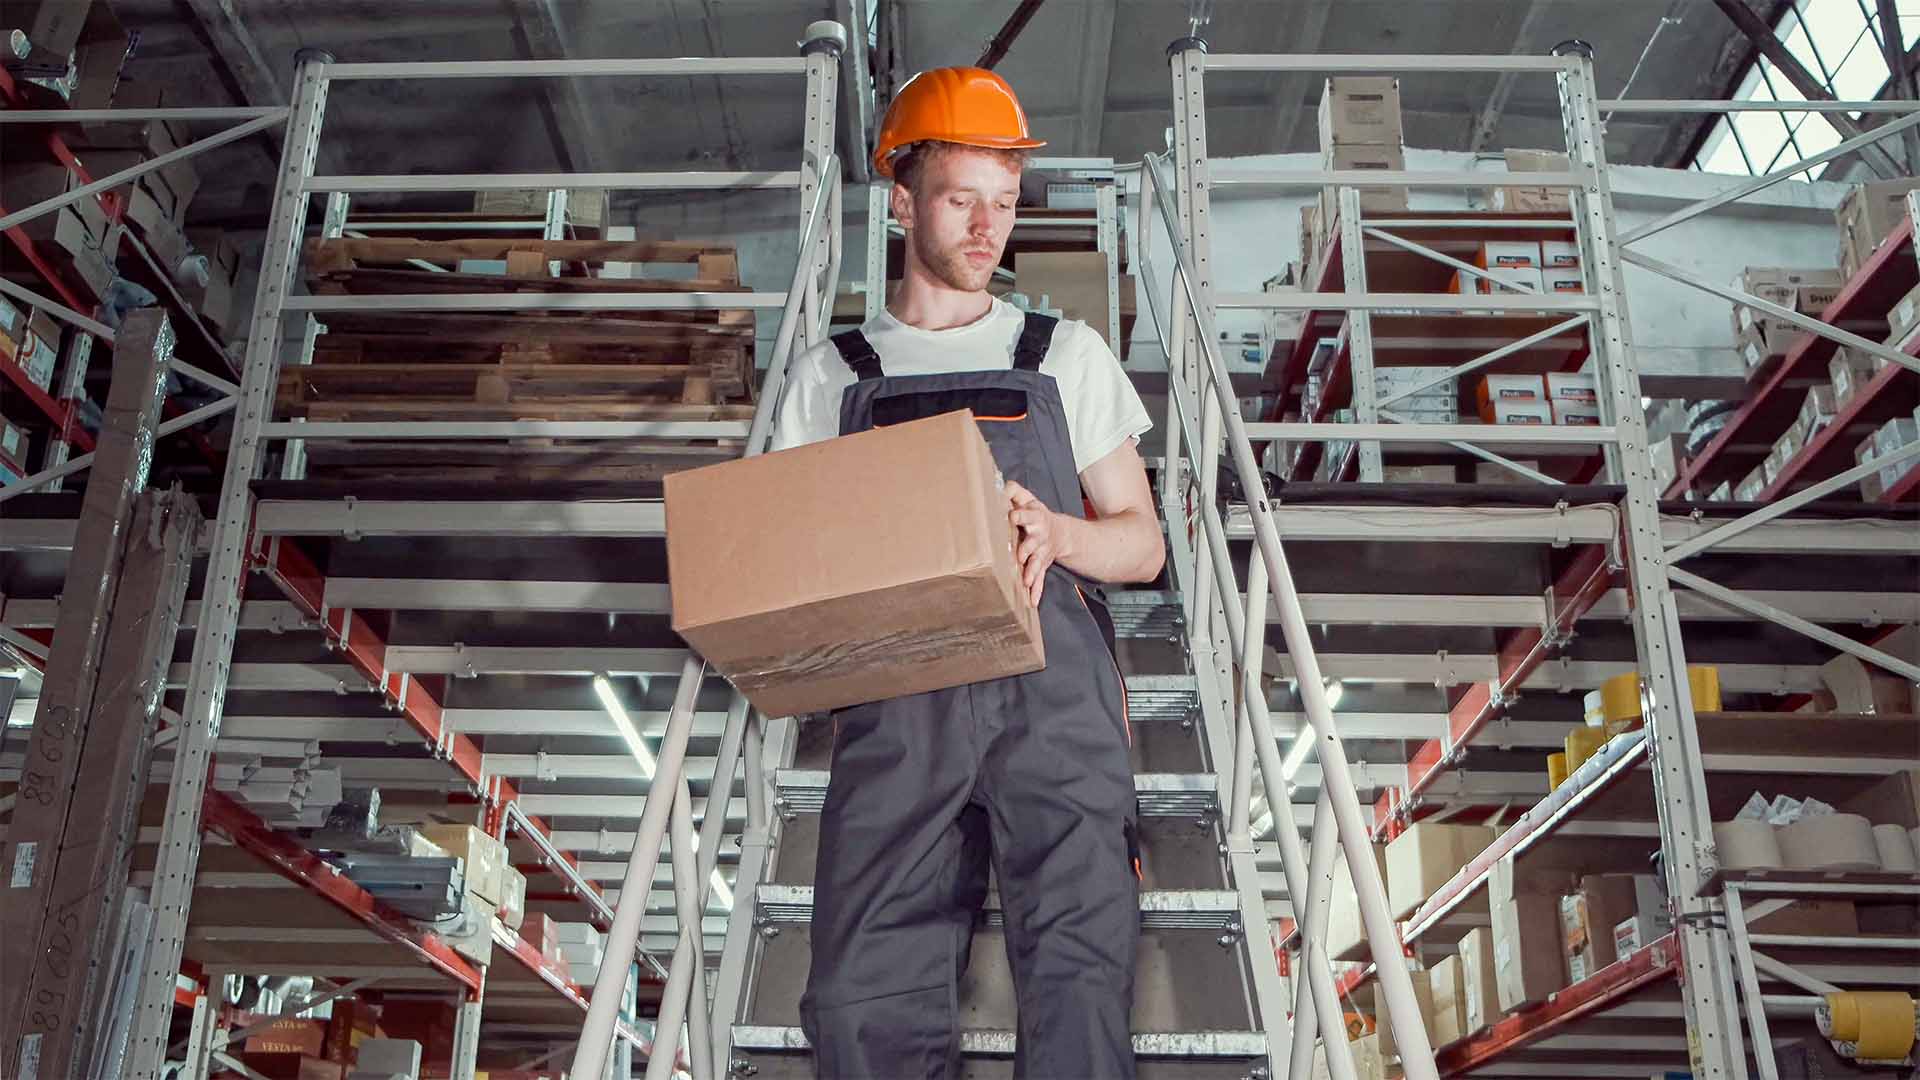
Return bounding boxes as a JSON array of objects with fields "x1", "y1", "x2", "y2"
[{"x1": 278, "y1": 236, "x2": 759, "y2": 482}]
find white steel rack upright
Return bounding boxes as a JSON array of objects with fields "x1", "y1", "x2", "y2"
[
  {"x1": 1152, "y1": 41, "x2": 1773, "y2": 1079},
  {"x1": 121, "y1": 25, "x2": 849, "y2": 1080}
]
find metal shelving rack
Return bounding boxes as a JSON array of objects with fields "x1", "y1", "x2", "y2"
[
  {"x1": 1, "y1": 25, "x2": 847, "y2": 1080},
  {"x1": 1154, "y1": 43, "x2": 1920, "y2": 1080}
]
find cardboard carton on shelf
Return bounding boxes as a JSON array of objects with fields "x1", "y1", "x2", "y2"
[
  {"x1": 1457, "y1": 926, "x2": 1502, "y2": 1036},
  {"x1": 1371, "y1": 968, "x2": 1440, "y2": 1062},
  {"x1": 1831, "y1": 348, "x2": 1880, "y2": 412},
  {"x1": 1490, "y1": 855, "x2": 1569, "y2": 1011},
  {"x1": 1546, "y1": 371, "x2": 1597, "y2": 403},
  {"x1": 1559, "y1": 874, "x2": 1662, "y2": 982},
  {"x1": 1473, "y1": 240, "x2": 1540, "y2": 269},
  {"x1": 1837, "y1": 179, "x2": 1920, "y2": 276},
  {"x1": 1385, "y1": 821, "x2": 1497, "y2": 919},
  {"x1": 1326, "y1": 842, "x2": 1390, "y2": 962},
  {"x1": 19, "y1": 308, "x2": 64, "y2": 391},
  {"x1": 1428, "y1": 953, "x2": 1466, "y2": 1046},
  {"x1": 418, "y1": 824, "x2": 508, "y2": 907},
  {"x1": 1887, "y1": 281, "x2": 1920, "y2": 345},
  {"x1": 1542, "y1": 269, "x2": 1585, "y2": 293},
  {"x1": 243, "y1": 1017, "x2": 328, "y2": 1057},
  {"x1": 1539, "y1": 239, "x2": 1580, "y2": 268},
  {"x1": 1487, "y1": 148, "x2": 1572, "y2": 213},
  {"x1": 667, "y1": 410, "x2": 1045, "y2": 718},
  {"x1": 1319, "y1": 144, "x2": 1411, "y2": 215},
  {"x1": 1473, "y1": 459, "x2": 1543, "y2": 484},
  {"x1": 1738, "y1": 322, "x2": 1800, "y2": 381},
  {"x1": 1484, "y1": 399, "x2": 1552, "y2": 426},
  {"x1": 1476, "y1": 373, "x2": 1545, "y2": 409},
  {"x1": 235, "y1": 1053, "x2": 345, "y2": 1080},
  {"x1": 1318, "y1": 76, "x2": 1404, "y2": 148},
  {"x1": 1734, "y1": 464, "x2": 1769, "y2": 502}
]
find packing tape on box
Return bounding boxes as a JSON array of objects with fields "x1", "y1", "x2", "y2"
[
  {"x1": 1712, "y1": 820, "x2": 1783, "y2": 871},
  {"x1": 1817, "y1": 991, "x2": 1918, "y2": 1061},
  {"x1": 1777, "y1": 812, "x2": 1882, "y2": 871},
  {"x1": 1874, "y1": 824, "x2": 1920, "y2": 873}
]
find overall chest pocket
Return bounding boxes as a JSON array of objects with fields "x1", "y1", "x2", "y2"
[{"x1": 870, "y1": 386, "x2": 1030, "y2": 427}]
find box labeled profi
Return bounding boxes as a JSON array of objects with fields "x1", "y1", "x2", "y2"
[
  {"x1": 1539, "y1": 240, "x2": 1580, "y2": 268},
  {"x1": 1473, "y1": 240, "x2": 1540, "y2": 269},
  {"x1": 667, "y1": 410, "x2": 1044, "y2": 717},
  {"x1": 1552, "y1": 400, "x2": 1602, "y2": 426}
]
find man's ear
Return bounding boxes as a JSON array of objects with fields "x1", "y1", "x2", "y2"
[{"x1": 889, "y1": 180, "x2": 915, "y2": 231}]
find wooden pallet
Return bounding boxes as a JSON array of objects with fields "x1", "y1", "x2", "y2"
[
  {"x1": 297, "y1": 440, "x2": 743, "y2": 485},
  {"x1": 302, "y1": 239, "x2": 757, "y2": 397}
]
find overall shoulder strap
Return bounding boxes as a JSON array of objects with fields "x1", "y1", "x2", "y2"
[
  {"x1": 1013, "y1": 311, "x2": 1057, "y2": 372},
  {"x1": 829, "y1": 329, "x2": 885, "y2": 380}
]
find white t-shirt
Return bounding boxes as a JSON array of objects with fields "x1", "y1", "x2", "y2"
[{"x1": 769, "y1": 298, "x2": 1152, "y2": 474}]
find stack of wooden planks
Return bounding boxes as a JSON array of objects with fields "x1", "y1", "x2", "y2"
[{"x1": 278, "y1": 236, "x2": 762, "y2": 482}]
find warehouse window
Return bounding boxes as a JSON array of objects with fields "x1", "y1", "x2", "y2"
[{"x1": 1690, "y1": 0, "x2": 1919, "y2": 176}]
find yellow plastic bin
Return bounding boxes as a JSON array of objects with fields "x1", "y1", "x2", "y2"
[
  {"x1": 1547, "y1": 752, "x2": 1570, "y2": 790},
  {"x1": 1565, "y1": 726, "x2": 1609, "y2": 773}
]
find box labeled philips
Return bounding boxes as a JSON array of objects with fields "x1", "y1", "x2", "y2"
[{"x1": 667, "y1": 410, "x2": 1044, "y2": 717}]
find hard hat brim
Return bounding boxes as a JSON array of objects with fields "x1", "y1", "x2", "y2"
[{"x1": 874, "y1": 133, "x2": 1049, "y2": 178}]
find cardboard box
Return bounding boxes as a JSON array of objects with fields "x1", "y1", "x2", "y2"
[
  {"x1": 1473, "y1": 240, "x2": 1540, "y2": 269},
  {"x1": 1476, "y1": 373, "x2": 1545, "y2": 409},
  {"x1": 1831, "y1": 348, "x2": 1878, "y2": 408},
  {"x1": 1, "y1": 418, "x2": 29, "y2": 466},
  {"x1": 236, "y1": 1054, "x2": 344, "y2": 1080},
  {"x1": 1457, "y1": 927, "x2": 1502, "y2": 1036},
  {"x1": 1489, "y1": 149, "x2": 1572, "y2": 214},
  {"x1": 1796, "y1": 283, "x2": 1841, "y2": 315},
  {"x1": 497, "y1": 864, "x2": 527, "y2": 930},
  {"x1": 1539, "y1": 240, "x2": 1579, "y2": 268},
  {"x1": 1320, "y1": 143, "x2": 1410, "y2": 214},
  {"x1": 1490, "y1": 855, "x2": 1568, "y2": 1010},
  {"x1": 1318, "y1": 76, "x2": 1403, "y2": 147},
  {"x1": 519, "y1": 912, "x2": 562, "y2": 963},
  {"x1": 1327, "y1": 843, "x2": 1389, "y2": 962},
  {"x1": 1372, "y1": 968, "x2": 1438, "y2": 1062},
  {"x1": 1837, "y1": 180, "x2": 1920, "y2": 275},
  {"x1": 1385, "y1": 822, "x2": 1496, "y2": 919},
  {"x1": 19, "y1": 309, "x2": 63, "y2": 391},
  {"x1": 1429, "y1": 954, "x2": 1466, "y2": 1046},
  {"x1": 1888, "y1": 282, "x2": 1920, "y2": 345},
  {"x1": 1796, "y1": 384, "x2": 1838, "y2": 440},
  {"x1": 1559, "y1": 874, "x2": 1649, "y2": 982},
  {"x1": 1552, "y1": 400, "x2": 1602, "y2": 426},
  {"x1": 1484, "y1": 399, "x2": 1552, "y2": 426},
  {"x1": 1541, "y1": 269, "x2": 1584, "y2": 293},
  {"x1": 473, "y1": 187, "x2": 609, "y2": 229},
  {"x1": 1747, "y1": 899, "x2": 1858, "y2": 937},
  {"x1": 244, "y1": 1018, "x2": 328, "y2": 1057},
  {"x1": 1015, "y1": 251, "x2": 1128, "y2": 351},
  {"x1": 1735, "y1": 465, "x2": 1769, "y2": 502},
  {"x1": 419, "y1": 824, "x2": 508, "y2": 906},
  {"x1": 354, "y1": 1038, "x2": 422, "y2": 1075},
  {"x1": 667, "y1": 410, "x2": 1045, "y2": 717},
  {"x1": 1545, "y1": 372, "x2": 1597, "y2": 403},
  {"x1": 1739, "y1": 323, "x2": 1799, "y2": 380},
  {"x1": 1612, "y1": 906, "x2": 1672, "y2": 957}
]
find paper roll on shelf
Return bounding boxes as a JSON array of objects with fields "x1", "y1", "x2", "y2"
[
  {"x1": 1817, "y1": 991, "x2": 1919, "y2": 1062},
  {"x1": 1714, "y1": 820, "x2": 1783, "y2": 871},
  {"x1": 1873, "y1": 824, "x2": 1920, "y2": 873},
  {"x1": 1777, "y1": 813, "x2": 1881, "y2": 872}
]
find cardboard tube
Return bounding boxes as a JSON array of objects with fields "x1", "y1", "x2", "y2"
[
  {"x1": 1777, "y1": 813, "x2": 1881, "y2": 871},
  {"x1": 1713, "y1": 820, "x2": 1783, "y2": 871},
  {"x1": 1823, "y1": 992, "x2": 1918, "y2": 1060},
  {"x1": 1874, "y1": 824, "x2": 1919, "y2": 873}
]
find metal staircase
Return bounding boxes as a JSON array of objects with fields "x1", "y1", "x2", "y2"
[{"x1": 718, "y1": 586, "x2": 1281, "y2": 1079}]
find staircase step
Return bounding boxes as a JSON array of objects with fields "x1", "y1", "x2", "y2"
[
  {"x1": 774, "y1": 770, "x2": 1218, "y2": 818},
  {"x1": 1104, "y1": 589, "x2": 1184, "y2": 640},
  {"x1": 753, "y1": 884, "x2": 1243, "y2": 931},
  {"x1": 1125, "y1": 673, "x2": 1200, "y2": 722},
  {"x1": 731, "y1": 1025, "x2": 1268, "y2": 1057}
]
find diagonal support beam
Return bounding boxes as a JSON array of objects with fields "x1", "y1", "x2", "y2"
[
  {"x1": 506, "y1": 0, "x2": 608, "y2": 175},
  {"x1": 179, "y1": 0, "x2": 285, "y2": 108},
  {"x1": 1668, "y1": 567, "x2": 1920, "y2": 682},
  {"x1": 1272, "y1": 0, "x2": 1335, "y2": 152},
  {"x1": 1467, "y1": 0, "x2": 1551, "y2": 152},
  {"x1": 1706, "y1": 0, "x2": 1906, "y2": 177}
]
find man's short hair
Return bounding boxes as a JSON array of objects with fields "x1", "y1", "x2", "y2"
[{"x1": 891, "y1": 140, "x2": 1031, "y2": 192}]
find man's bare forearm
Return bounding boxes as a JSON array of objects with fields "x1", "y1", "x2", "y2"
[{"x1": 1055, "y1": 507, "x2": 1165, "y2": 584}]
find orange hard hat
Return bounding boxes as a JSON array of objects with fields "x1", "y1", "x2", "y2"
[{"x1": 872, "y1": 66, "x2": 1047, "y2": 178}]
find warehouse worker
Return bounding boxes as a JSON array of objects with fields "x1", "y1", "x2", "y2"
[{"x1": 769, "y1": 66, "x2": 1163, "y2": 1079}]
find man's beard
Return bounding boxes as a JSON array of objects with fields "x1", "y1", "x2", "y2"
[{"x1": 914, "y1": 229, "x2": 998, "y2": 292}]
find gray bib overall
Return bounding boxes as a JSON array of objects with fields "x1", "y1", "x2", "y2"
[{"x1": 798, "y1": 312, "x2": 1141, "y2": 1078}]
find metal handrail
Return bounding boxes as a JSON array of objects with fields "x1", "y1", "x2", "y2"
[
  {"x1": 1138, "y1": 151, "x2": 1441, "y2": 1077},
  {"x1": 572, "y1": 153, "x2": 841, "y2": 1080}
]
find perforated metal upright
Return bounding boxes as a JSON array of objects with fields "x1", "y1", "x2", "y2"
[
  {"x1": 124, "y1": 55, "x2": 335, "y2": 1079},
  {"x1": 1557, "y1": 54, "x2": 1747, "y2": 1080}
]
